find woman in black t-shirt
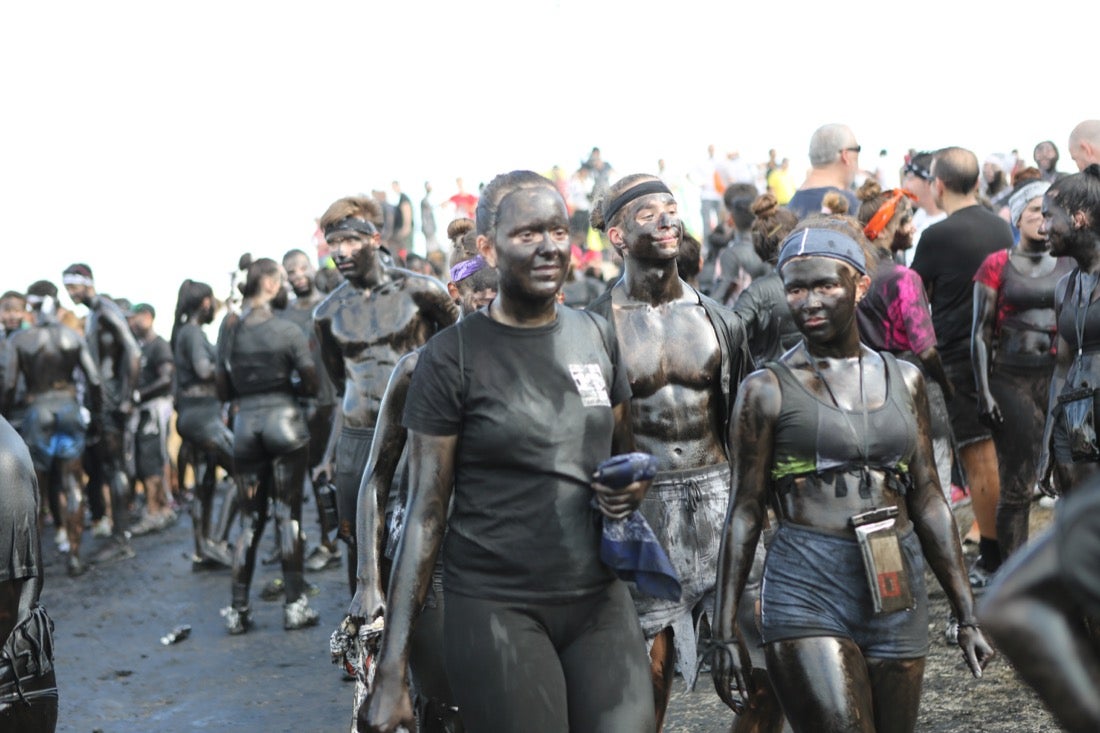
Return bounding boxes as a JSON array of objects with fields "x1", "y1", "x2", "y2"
[
  {"x1": 215, "y1": 257, "x2": 319, "y2": 635},
  {"x1": 364, "y1": 171, "x2": 655, "y2": 733}
]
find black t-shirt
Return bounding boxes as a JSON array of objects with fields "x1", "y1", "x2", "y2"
[
  {"x1": 219, "y1": 312, "x2": 314, "y2": 398},
  {"x1": 911, "y1": 205, "x2": 1013, "y2": 360},
  {"x1": 403, "y1": 306, "x2": 631, "y2": 603},
  {"x1": 137, "y1": 335, "x2": 173, "y2": 400},
  {"x1": 173, "y1": 322, "x2": 216, "y2": 395}
]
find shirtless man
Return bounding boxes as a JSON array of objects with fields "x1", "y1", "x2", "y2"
[
  {"x1": 313, "y1": 196, "x2": 459, "y2": 594},
  {"x1": 62, "y1": 263, "x2": 142, "y2": 564},
  {"x1": 588, "y1": 175, "x2": 752, "y2": 729},
  {"x1": 3, "y1": 281, "x2": 103, "y2": 577}
]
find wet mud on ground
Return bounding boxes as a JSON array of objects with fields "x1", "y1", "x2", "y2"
[{"x1": 44, "y1": 491, "x2": 1062, "y2": 732}]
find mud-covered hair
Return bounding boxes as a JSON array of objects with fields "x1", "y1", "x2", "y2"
[
  {"x1": 447, "y1": 218, "x2": 478, "y2": 267},
  {"x1": 677, "y1": 232, "x2": 702, "y2": 282},
  {"x1": 318, "y1": 196, "x2": 384, "y2": 232},
  {"x1": 749, "y1": 192, "x2": 799, "y2": 265},
  {"x1": 475, "y1": 171, "x2": 558, "y2": 237},
  {"x1": 590, "y1": 174, "x2": 659, "y2": 232},
  {"x1": 1048, "y1": 164, "x2": 1100, "y2": 233}
]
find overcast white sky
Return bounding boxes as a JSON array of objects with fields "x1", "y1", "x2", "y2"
[{"x1": 2, "y1": 0, "x2": 1094, "y2": 324}]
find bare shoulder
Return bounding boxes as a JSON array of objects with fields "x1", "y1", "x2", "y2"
[
  {"x1": 391, "y1": 267, "x2": 449, "y2": 296},
  {"x1": 738, "y1": 367, "x2": 782, "y2": 416},
  {"x1": 893, "y1": 356, "x2": 926, "y2": 397}
]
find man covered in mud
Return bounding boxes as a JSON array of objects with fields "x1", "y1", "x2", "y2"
[
  {"x1": 279, "y1": 248, "x2": 341, "y2": 572},
  {"x1": 588, "y1": 175, "x2": 752, "y2": 729},
  {"x1": 3, "y1": 281, "x2": 103, "y2": 577},
  {"x1": 0, "y1": 414, "x2": 58, "y2": 732},
  {"x1": 313, "y1": 196, "x2": 458, "y2": 593},
  {"x1": 62, "y1": 263, "x2": 142, "y2": 564}
]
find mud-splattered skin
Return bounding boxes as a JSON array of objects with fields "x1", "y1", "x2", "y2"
[
  {"x1": 363, "y1": 183, "x2": 649, "y2": 733},
  {"x1": 313, "y1": 226, "x2": 457, "y2": 443},
  {"x1": 605, "y1": 189, "x2": 726, "y2": 469},
  {"x1": 712, "y1": 256, "x2": 993, "y2": 732},
  {"x1": 4, "y1": 305, "x2": 102, "y2": 574}
]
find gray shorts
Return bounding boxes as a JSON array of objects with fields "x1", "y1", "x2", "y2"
[
  {"x1": 629, "y1": 462, "x2": 729, "y2": 689},
  {"x1": 761, "y1": 521, "x2": 929, "y2": 659}
]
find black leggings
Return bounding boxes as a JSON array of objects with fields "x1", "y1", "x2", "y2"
[
  {"x1": 443, "y1": 581, "x2": 655, "y2": 733},
  {"x1": 230, "y1": 396, "x2": 309, "y2": 607},
  {"x1": 990, "y1": 361, "x2": 1054, "y2": 557}
]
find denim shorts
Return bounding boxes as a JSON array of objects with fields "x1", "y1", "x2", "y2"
[
  {"x1": 760, "y1": 521, "x2": 929, "y2": 659},
  {"x1": 629, "y1": 462, "x2": 729, "y2": 688}
]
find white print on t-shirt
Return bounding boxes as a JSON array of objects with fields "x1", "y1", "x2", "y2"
[{"x1": 569, "y1": 364, "x2": 611, "y2": 407}]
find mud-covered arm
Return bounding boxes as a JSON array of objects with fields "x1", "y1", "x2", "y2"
[
  {"x1": 712, "y1": 370, "x2": 779, "y2": 711},
  {"x1": 364, "y1": 430, "x2": 456, "y2": 733},
  {"x1": 214, "y1": 316, "x2": 236, "y2": 403},
  {"x1": 0, "y1": 345, "x2": 15, "y2": 415},
  {"x1": 76, "y1": 333, "x2": 104, "y2": 417},
  {"x1": 104, "y1": 306, "x2": 142, "y2": 410},
  {"x1": 413, "y1": 279, "x2": 459, "y2": 333},
  {"x1": 350, "y1": 352, "x2": 417, "y2": 621},
  {"x1": 971, "y1": 282, "x2": 1001, "y2": 424},
  {"x1": 314, "y1": 312, "x2": 346, "y2": 393},
  {"x1": 901, "y1": 363, "x2": 994, "y2": 676},
  {"x1": 137, "y1": 354, "x2": 174, "y2": 404},
  {"x1": 1038, "y1": 274, "x2": 1074, "y2": 492}
]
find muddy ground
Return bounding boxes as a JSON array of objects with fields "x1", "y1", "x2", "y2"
[{"x1": 43, "y1": 490, "x2": 1063, "y2": 732}]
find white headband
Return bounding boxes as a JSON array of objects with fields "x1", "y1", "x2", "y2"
[{"x1": 62, "y1": 273, "x2": 94, "y2": 287}]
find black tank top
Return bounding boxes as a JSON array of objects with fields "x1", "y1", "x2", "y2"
[{"x1": 767, "y1": 351, "x2": 918, "y2": 483}]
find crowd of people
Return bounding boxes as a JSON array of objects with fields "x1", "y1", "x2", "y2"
[{"x1": 4, "y1": 121, "x2": 1100, "y2": 733}]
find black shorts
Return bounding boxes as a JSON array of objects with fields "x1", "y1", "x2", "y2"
[
  {"x1": 943, "y1": 357, "x2": 991, "y2": 446},
  {"x1": 134, "y1": 399, "x2": 171, "y2": 479}
]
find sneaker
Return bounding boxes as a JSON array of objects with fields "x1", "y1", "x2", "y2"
[
  {"x1": 304, "y1": 544, "x2": 342, "y2": 572},
  {"x1": 91, "y1": 516, "x2": 113, "y2": 538},
  {"x1": 55, "y1": 528, "x2": 70, "y2": 554},
  {"x1": 944, "y1": 614, "x2": 959, "y2": 645},
  {"x1": 129, "y1": 513, "x2": 162, "y2": 537},
  {"x1": 1039, "y1": 495, "x2": 1058, "y2": 509},
  {"x1": 284, "y1": 594, "x2": 320, "y2": 630},
  {"x1": 198, "y1": 538, "x2": 233, "y2": 569},
  {"x1": 968, "y1": 557, "x2": 995, "y2": 593},
  {"x1": 92, "y1": 536, "x2": 136, "y2": 565},
  {"x1": 221, "y1": 605, "x2": 252, "y2": 635}
]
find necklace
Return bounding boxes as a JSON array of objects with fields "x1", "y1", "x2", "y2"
[{"x1": 803, "y1": 342, "x2": 873, "y2": 500}]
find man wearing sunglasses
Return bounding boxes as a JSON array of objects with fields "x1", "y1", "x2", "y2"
[{"x1": 787, "y1": 123, "x2": 861, "y2": 220}]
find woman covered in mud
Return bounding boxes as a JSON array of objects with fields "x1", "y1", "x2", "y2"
[
  {"x1": 171, "y1": 279, "x2": 236, "y2": 570},
  {"x1": 711, "y1": 216, "x2": 993, "y2": 732},
  {"x1": 972, "y1": 179, "x2": 1072, "y2": 557},
  {"x1": 363, "y1": 171, "x2": 655, "y2": 733},
  {"x1": 215, "y1": 256, "x2": 319, "y2": 634}
]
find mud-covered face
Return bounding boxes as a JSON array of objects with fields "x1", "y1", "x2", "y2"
[
  {"x1": 613, "y1": 191, "x2": 682, "y2": 262},
  {"x1": 1041, "y1": 192, "x2": 1078, "y2": 257},
  {"x1": 283, "y1": 253, "x2": 316, "y2": 297},
  {"x1": 327, "y1": 229, "x2": 381, "y2": 279},
  {"x1": 484, "y1": 187, "x2": 570, "y2": 303},
  {"x1": 782, "y1": 257, "x2": 867, "y2": 345}
]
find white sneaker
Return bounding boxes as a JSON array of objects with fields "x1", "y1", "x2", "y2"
[
  {"x1": 55, "y1": 528, "x2": 70, "y2": 554},
  {"x1": 91, "y1": 516, "x2": 112, "y2": 538}
]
